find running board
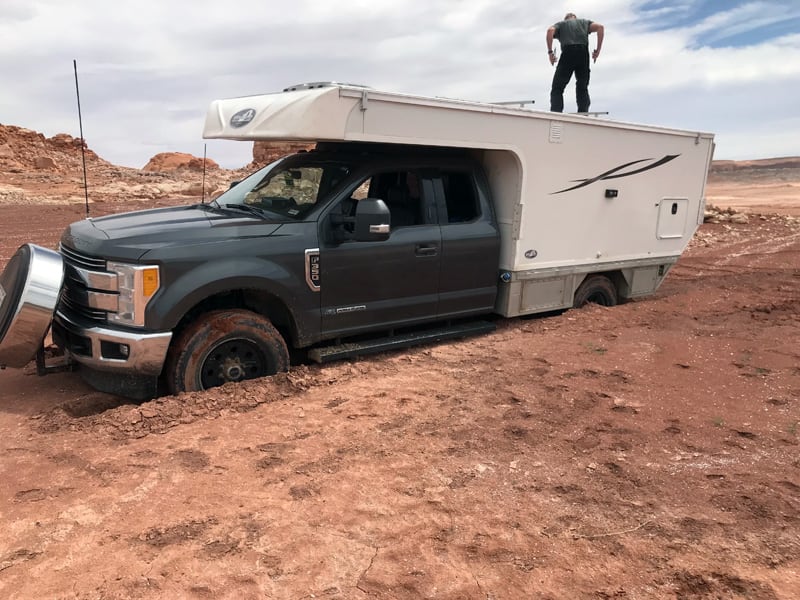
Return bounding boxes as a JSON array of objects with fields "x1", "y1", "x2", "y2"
[{"x1": 307, "y1": 320, "x2": 496, "y2": 363}]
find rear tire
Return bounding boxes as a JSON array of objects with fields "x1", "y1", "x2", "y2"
[
  {"x1": 573, "y1": 275, "x2": 618, "y2": 308},
  {"x1": 165, "y1": 309, "x2": 289, "y2": 394}
]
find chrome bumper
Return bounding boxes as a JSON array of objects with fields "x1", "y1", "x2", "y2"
[{"x1": 53, "y1": 310, "x2": 172, "y2": 376}]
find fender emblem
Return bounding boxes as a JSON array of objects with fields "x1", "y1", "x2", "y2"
[{"x1": 305, "y1": 248, "x2": 320, "y2": 292}]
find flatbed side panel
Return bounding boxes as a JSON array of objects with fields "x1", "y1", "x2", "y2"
[{"x1": 494, "y1": 256, "x2": 680, "y2": 317}]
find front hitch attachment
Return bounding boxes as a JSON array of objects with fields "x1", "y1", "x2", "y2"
[{"x1": 35, "y1": 338, "x2": 74, "y2": 376}]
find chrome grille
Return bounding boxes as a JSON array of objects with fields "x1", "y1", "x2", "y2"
[{"x1": 58, "y1": 245, "x2": 115, "y2": 323}]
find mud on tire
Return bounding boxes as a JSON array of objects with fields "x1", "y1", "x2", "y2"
[
  {"x1": 165, "y1": 309, "x2": 289, "y2": 394},
  {"x1": 573, "y1": 275, "x2": 618, "y2": 308}
]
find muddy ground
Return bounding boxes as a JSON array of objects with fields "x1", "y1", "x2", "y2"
[{"x1": 0, "y1": 162, "x2": 798, "y2": 599}]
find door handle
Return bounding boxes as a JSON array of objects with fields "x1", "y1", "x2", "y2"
[{"x1": 415, "y1": 244, "x2": 438, "y2": 257}]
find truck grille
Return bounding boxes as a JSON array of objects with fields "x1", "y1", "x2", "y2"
[
  {"x1": 58, "y1": 245, "x2": 116, "y2": 323},
  {"x1": 60, "y1": 244, "x2": 107, "y2": 270}
]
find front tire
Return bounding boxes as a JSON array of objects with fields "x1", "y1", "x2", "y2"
[
  {"x1": 573, "y1": 275, "x2": 618, "y2": 308},
  {"x1": 165, "y1": 309, "x2": 289, "y2": 394}
]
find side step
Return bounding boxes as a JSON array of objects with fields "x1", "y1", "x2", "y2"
[{"x1": 307, "y1": 320, "x2": 496, "y2": 364}]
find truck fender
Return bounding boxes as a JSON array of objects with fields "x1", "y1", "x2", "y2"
[{"x1": 150, "y1": 257, "x2": 301, "y2": 334}]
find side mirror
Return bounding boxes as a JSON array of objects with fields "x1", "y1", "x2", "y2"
[
  {"x1": 354, "y1": 198, "x2": 391, "y2": 242},
  {"x1": 228, "y1": 181, "x2": 241, "y2": 189}
]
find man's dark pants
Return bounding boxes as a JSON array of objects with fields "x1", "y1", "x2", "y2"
[{"x1": 550, "y1": 44, "x2": 591, "y2": 113}]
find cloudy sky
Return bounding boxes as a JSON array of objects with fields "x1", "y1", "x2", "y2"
[{"x1": 1, "y1": 0, "x2": 798, "y2": 169}]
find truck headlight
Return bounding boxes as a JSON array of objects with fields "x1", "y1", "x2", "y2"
[{"x1": 106, "y1": 262, "x2": 160, "y2": 327}]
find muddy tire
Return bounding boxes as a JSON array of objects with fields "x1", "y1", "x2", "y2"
[
  {"x1": 164, "y1": 309, "x2": 289, "y2": 394},
  {"x1": 573, "y1": 275, "x2": 618, "y2": 308}
]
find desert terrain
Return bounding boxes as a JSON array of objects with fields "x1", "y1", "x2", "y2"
[{"x1": 0, "y1": 125, "x2": 798, "y2": 599}]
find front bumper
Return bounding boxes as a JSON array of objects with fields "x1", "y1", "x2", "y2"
[{"x1": 52, "y1": 310, "x2": 172, "y2": 376}]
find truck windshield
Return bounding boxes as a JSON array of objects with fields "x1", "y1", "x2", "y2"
[{"x1": 212, "y1": 158, "x2": 352, "y2": 219}]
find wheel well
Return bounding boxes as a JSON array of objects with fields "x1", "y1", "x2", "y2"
[
  {"x1": 574, "y1": 271, "x2": 625, "y2": 303},
  {"x1": 171, "y1": 289, "x2": 297, "y2": 349}
]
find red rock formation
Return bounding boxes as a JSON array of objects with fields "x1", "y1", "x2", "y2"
[
  {"x1": 251, "y1": 141, "x2": 314, "y2": 168},
  {"x1": 142, "y1": 152, "x2": 219, "y2": 172},
  {"x1": 0, "y1": 124, "x2": 102, "y2": 172}
]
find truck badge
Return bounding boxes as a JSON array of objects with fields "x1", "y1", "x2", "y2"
[{"x1": 305, "y1": 249, "x2": 321, "y2": 292}]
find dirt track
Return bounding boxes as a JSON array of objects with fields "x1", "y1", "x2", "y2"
[{"x1": 1, "y1": 189, "x2": 800, "y2": 596}]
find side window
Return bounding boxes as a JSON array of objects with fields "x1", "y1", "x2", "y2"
[
  {"x1": 441, "y1": 171, "x2": 479, "y2": 223},
  {"x1": 344, "y1": 170, "x2": 427, "y2": 228},
  {"x1": 374, "y1": 171, "x2": 425, "y2": 228}
]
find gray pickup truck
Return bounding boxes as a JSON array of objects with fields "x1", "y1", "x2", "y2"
[{"x1": 1, "y1": 143, "x2": 502, "y2": 398}]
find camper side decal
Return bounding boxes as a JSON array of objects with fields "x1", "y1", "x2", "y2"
[{"x1": 552, "y1": 154, "x2": 679, "y2": 194}]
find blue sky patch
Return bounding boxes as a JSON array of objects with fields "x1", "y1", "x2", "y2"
[{"x1": 636, "y1": 0, "x2": 800, "y2": 48}]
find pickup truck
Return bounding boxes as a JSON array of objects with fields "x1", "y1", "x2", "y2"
[{"x1": 0, "y1": 83, "x2": 714, "y2": 399}]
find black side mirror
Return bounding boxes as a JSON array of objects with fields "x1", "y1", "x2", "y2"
[
  {"x1": 354, "y1": 198, "x2": 391, "y2": 242},
  {"x1": 228, "y1": 181, "x2": 241, "y2": 189}
]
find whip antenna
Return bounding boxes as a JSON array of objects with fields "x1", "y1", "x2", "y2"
[
  {"x1": 73, "y1": 59, "x2": 90, "y2": 217},
  {"x1": 202, "y1": 143, "x2": 207, "y2": 203}
]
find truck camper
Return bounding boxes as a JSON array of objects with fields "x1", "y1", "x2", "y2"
[{"x1": 0, "y1": 82, "x2": 714, "y2": 398}]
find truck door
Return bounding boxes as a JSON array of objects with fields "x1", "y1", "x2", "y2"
[
  {"x1": 435, "y1": 169, "x2": 501, "y2": 317},
  {"x1": 319, "y1": 170, "x2": 441, "y2": 337}
]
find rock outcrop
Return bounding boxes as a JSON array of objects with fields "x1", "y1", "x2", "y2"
[
  {"x1": 142, "y1": 152, "x2": 220, "y2": 173},
  {"x1": 251, "y1": 141, "x2": 314, "y2": 168},
  {"x1": 0, "y1": 125, "x2": 103, "y2": 173}
]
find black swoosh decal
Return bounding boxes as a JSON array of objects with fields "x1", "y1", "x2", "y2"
[{"x1": 552, "y1": 154, "x2": 680, "y2": 194}]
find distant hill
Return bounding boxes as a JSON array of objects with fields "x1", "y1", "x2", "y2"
[{"x1": 709, "y1": 156, "x2": 800, "y2": 173}]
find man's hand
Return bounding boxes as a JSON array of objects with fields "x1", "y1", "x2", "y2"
[
  {"x1": 592, "y1": 48, "x2": 600, "y2": 63},
  {"x1": 549, "y1": 51, "x2": 557, "y2": 66}
]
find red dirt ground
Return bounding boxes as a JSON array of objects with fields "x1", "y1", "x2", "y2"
[{"x1": 0, "y1": 145, "x2": 798, "y2": 599}]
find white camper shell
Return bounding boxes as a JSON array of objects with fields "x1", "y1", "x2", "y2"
[{"x1": 204, "y1": 83, "x2": 714, "y2": 317}]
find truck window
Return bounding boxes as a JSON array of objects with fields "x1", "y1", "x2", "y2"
[
  {"x1": 218, "y1": 161, "x2": 351, "y2": 219},
  {"x1": 245, "y1": 165, "x2": 325, "y2": 213},
  {"x1": 344, "y1": 170, "x2": 427, "y2": 228},
  {"x1": 441, "y1": 171, "x2": 479, "y2": 223}
]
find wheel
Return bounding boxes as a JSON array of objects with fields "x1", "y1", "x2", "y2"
[
  {"x1": 573, "y1": 275, "x2": 618, "y2": 308},
  {"x1": 164, "y1": 309, "x2": 289, "y2": 394}
]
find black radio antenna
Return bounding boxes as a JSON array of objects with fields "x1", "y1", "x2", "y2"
[
  {"x1": 201, "y1": 143, "x2": 207, "y2": 203},
  {"x1": 73, "y1": 59, "x2": 90, "y2": 217}
]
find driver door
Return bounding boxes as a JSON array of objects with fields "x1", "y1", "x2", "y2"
[{"x1": 319, "y1": 170, "x2": 441, "y2": 337}]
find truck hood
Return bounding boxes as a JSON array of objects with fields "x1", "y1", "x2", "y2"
[{"x1": 61, "y1": 204, "x2": 283, "y2": 261}]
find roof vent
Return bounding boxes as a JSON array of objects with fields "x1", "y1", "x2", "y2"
[{"x1": 549, "y1": 122, "x2": 564, "y2": 143}]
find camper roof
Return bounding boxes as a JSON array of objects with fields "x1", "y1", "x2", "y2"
[{"x1": 202, "y1": 82, "x2": 713, "y2": 149}]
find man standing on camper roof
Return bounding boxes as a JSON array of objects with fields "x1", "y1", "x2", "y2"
[{"x1": 546, "y1": 12, "x2": 605, "y2": 113}]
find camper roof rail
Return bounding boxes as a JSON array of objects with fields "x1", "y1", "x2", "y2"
[
  {"x1": 283, "y1": 81, "x2": 371, "y2": 92},
  {"x1": 491, "y1": 100, "x2": 535, "y2": 107}
]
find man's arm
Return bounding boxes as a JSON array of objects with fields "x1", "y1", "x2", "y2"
[
  {"x1": 589, "y1": 22, "x2": 604, "y2": 62},
  {"x1": 546, "y1": 26, "x2": 557, "y2": 65}
]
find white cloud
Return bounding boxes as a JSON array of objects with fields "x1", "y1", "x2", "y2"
[{"x1": 0, "y1": 0, "x2": 797, "y2": 168}]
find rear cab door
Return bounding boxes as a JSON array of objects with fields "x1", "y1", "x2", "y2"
[{"x1": 434, "y1": 164, "x2": 502, "y2": 318}]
